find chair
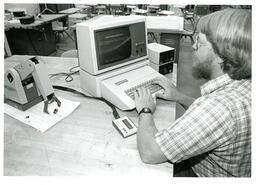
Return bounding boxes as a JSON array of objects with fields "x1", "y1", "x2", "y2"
[
  {"x1": 52, "y1": 20, "x2": 74, "y2": 42},
  {"x1": 181, "y1": 5, "x2": 203, "y2": 44},
  {"x1": 96, "y1": 5, "x2": 107, "y2": 15},
  {"x1": 147, "y1": 5, "x2": 160, "y2": 15},
  {"x1": 182, "y1": 5, "x2": 196, "y2": 28},
  {"x1": 109, "y1": 4, "x2": 125, "y2": 15},
  {"x1": 61, "y1": 49, "x2": 78, "y2": 58},
  {"x1": 181, "y1": 13, "x2": 200, "y2": 44}
]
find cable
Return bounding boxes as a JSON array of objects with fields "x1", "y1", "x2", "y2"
[
  {"x1": 69, "y1": 65, "x2": 79, "y2": 73},
  {"x1": 49, "y1": 72, "x2": 76, "y2": 82},
  {"x1": 49, "y1": 65, "x2": 79, "y2": 82},
  {"x1": 52, "y1": 85, "x2": 120, "y2": 119}
]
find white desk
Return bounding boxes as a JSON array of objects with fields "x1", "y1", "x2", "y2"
[
  {"x1": 142, "y1": 15, "x2": 184, "y2": 63},
  {"x1": 157, "y1": 10, "x2": 175, "y2": 16},
  {"x1": 59, "y1": 7, "x2": 81, "y2": 14},
  {"x1": 69, "y1": 13, "x2": 88, "y2": 20},
  {"x1": 144, "y1": 15, "x2": 184, "y2": 33},
  {"x1": 76, "y1": 5, "x2": 90, "y2": 10},
  {"x1": 4, "y1": 55, "x2": 175, "y2": 176},
  {"x1": 173, "y1": 4, "x2": 186, "y2": 9},
  {"x1": 147, "y1": 5, "x2": 160, "y2": 9},
  {"x1": 132, "y1": 9, "x2": 148, "y2": 15}
]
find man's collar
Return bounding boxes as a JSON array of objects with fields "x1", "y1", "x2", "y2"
[{"x1": 200, "y1": 74, "x2": 232, "y2": 95}]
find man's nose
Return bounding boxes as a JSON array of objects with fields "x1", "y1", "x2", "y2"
[{"x1": 192, "y1": 42, "x2": 197, "y2": 50}]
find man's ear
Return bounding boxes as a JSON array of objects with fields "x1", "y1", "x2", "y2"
[{"x1": 214, "y1": 54, "x2": 223, "y2": 64}]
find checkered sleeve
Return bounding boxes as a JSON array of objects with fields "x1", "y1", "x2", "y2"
[{"x1": 155, "y1": 97, "x2": 234, "y2": 163}]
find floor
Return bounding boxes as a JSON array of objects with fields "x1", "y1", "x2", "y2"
[{"x1": 51, "y1": 29, "x2": 76, "y2": 57}]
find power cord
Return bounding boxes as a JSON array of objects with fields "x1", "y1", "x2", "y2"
[
  {"x1": 49, "y1": 65, "x2": 79, "y2": 82},
  {"x1": 52, "y1": 85, "x2": 120, "y2": 119}
]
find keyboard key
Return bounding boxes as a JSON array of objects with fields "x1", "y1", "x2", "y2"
[{"x1": 125, "y1": 79, "x2": 163, "y2": 100}]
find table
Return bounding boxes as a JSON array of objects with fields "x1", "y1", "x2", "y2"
[
  {"x1": 4, "y1": 55, "x2": 176, "y2": 177},
  {"x1": 157, "y1": 10, "x2": 175, "y2": 16},
  {"x1": 4, "y1": 14, "x2": 68, "y2": 56},
  {"x1": 4, "y1": 14, "x2": 67, "y2": 30},
  {"x1": 69, "y1": 13, "x2": 88, "y2": 22},
  {"x1": 132, "y1": 9, "x2": 148, "y2": 15},
  {"x1": 133, "y1": 15, "x2": 184, "y2": 64},
  {"x1": 145, "y1": 16, "x2": 184, "y2": 33},
  {"x1": 59, "y1": 7, "x2": 81, "y2": 14},
  {"x1": 147, "y1": 5, "x2": 160, "y2": 14},
  {"x1": 147, "y1": 15, "x2": 184, "y2": 63},
  {"x1": 76, "y1": 5, "x2": 90, "y2": 10}
]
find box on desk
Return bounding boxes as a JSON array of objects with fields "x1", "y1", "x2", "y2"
[{"x1": 148, "y1": 43, "x2": 175, "y2": 75}]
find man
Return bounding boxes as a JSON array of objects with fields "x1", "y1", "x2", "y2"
[{"x1": 134, "y1": 8, "x2": 251, "y2": 177}]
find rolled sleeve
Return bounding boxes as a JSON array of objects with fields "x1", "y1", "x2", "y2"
[{"x1": 155, "y1": 97, "x2": 234, "y2": 163}]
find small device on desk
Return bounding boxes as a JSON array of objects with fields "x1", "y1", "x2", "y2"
[
  {"x1": 4, "y1": 57, "x2": 61, "y2": 114},
  {"x1": 113, "y1": 116, "x2": 137, "y2": 138},
  {"x1": 148, "y1": 43, "x2": 175, "y2": 75}
]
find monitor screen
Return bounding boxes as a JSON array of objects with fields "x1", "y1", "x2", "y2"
[
  {"x1": 95, "y1": 26, "x2": 132, "y2": 70},
  {"x1": 77, "y1": 15, "x2": 147, "y2": 75}
]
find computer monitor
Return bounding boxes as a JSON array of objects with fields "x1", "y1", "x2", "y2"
[
  {"x1": 76, "y1": 15, "x2": 148, "y2": 75},
  {"x1": 76, "y1": 16, "x2": 166, "y2": 110}
]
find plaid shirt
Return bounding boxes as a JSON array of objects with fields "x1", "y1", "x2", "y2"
[{"x1": 155, "y1": 74, "x2": 251, "y2": 177}]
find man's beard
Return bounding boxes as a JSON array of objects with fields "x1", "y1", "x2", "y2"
[{"x1": 192, "y1": 55, "x2": 212, "y2": 80}]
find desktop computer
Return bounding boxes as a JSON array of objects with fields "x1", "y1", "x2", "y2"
[
  {"x1": 148, "y1": 43, "x2": 175, "y2": 75},
  {"x1": 76, "y1": 15, "x2": 166, "y2": 110}
]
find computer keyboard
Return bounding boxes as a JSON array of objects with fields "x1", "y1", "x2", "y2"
[
  {"x1": 125, "y1": 79, "x2": 163, "y2": 100},
  {"x1": 101, "y1": 65, "x2": 167, "y2": 110}
]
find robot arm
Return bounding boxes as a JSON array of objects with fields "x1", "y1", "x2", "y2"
[
  {"x1": 29, "y1": 57, "x2": 61, "y2": 114},
  {"x1": 12, "y1": 57, "x2": 61, "y2": 114},
  {"x1": 5, "y1": 57, "x2": 61, "y2": 114}
]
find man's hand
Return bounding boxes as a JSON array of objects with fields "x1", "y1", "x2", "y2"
[
  {"x1": 153, "y1": 77, "x2": 181, "y2": 102},
  {"x1": 134, "y1": 87, "x2": 156, "y2": 113}
]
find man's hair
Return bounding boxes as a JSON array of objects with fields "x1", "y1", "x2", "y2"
[{"x1": 197, "y1": 8, "x2": 251, "y2": 80}]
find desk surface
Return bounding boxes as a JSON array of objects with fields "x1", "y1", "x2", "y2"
[
  {"x1": 129, "y1": 15, "x2": 184, "y2": 33},
  {"x1": 76, "y1": 5, "x2": 90, "y2": 9},
  {"x1": 59, "y1": 7, "x2": 81, "y2": 14},
  {"x1": 4, "y1": 14, "x2": 67, "y2": 30},
  {"x1": 4, "y1": 55, "x2": 175, "y2": 176},
  {"x1": 157, "y1": 10, "x2": 175, "y2": 16},
  {"x1": 127, "y1": 5, "x2": 137, "y2": 9},
  {"x1": 132, "y1": 9, "x2": 148, "y2": 14},
  {"x1": 69, "y1": 13, "x2": 88, "y2": 20}
]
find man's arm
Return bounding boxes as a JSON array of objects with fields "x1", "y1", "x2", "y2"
[
  {"x1": 137, "y1": 113, "x2": 168, "y2": 164},
  {"x1": 154, "y1": 77, "x2": 195, "y2": 110},
  {"x1": 175, "y1": 93, "x2": 195, "y2": 110}
]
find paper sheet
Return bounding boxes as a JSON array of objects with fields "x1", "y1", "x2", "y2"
[{"x1": 4, "y1": 97, "x2": 80, "y2": 132}]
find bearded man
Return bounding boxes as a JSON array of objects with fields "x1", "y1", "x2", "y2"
[{"x1": 134, "y1": 8, "x2": 251, "y2": 177}]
